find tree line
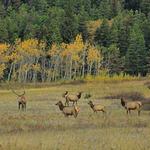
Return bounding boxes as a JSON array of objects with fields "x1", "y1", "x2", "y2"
[{"x1": 0, "y1": 0, "x2": 150, "y2": 82}]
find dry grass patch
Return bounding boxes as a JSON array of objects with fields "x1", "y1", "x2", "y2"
[{"x1": 0, "y1": 80, "x2": 150, "y2": 149}]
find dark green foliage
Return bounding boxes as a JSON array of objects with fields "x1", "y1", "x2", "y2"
[
  {"x1": 140, "y1": 0, "x2": 150, "y2": 16},
  {"x1": 94, "y1": 19, "x2": 110, "y2": 47},
  {"x1": 125, "y1": 24, "x2": 147, "y2": 75},
  {"x1": 60, "y1": 0, "x2": 79, "y2": 43},
  {"x1": 107, "y1": 44, "x2": 124, "y2": 75},
  {"x1": 0, "y1": 0, "x2": 150, "y2": 78},
  {"x1": 110, "y1": 20, "x2": 119, "y2": 44},
  {"x1": 124, "y1": 0, "x2": 141, "y2": 11}
]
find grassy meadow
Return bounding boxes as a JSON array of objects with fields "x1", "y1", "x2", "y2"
[{"x1": 0, "y1": 79, "x2": 150, "y2": 150}]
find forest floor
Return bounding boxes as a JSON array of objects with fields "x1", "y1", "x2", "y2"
[{"x1": 0, "y1": 80, "x2": 150, "y2": 150}]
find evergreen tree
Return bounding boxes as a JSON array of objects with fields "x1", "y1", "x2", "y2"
[
  {"x1": 125, "y1": 23, "x2": 147, "y2": 75},
  {"x1": 142, "y1": 20, "x2": 150, "y2": 50},
  {"x1": 124, "y1": 0, "x2": 141, "y2": 11},
  {"x1": 60, "y1": 0, "x2": 78, "y2": 43},
  {"x1": 140, "y1": 0, "x2": 150, "y2": 16},
  {"x1": 0, "y1": 19, "x2": 8, "y2": 42},
  {"x1": 110, "y1": 20, "x2": 119, "y2": 44},
  {"x1": 107, "y1": 44, "x2": 124, "y2": 75},
  {"x1": 78, "y1": 6, "x2": 89, "y2": 42},
  {"x1": 118, "y1": 21, "x2": 130, "y2": 56},
  {"x1": 110, "y1": 0, "x2": 122, "y2": 17},
  {"x1": 45, "y1": 7, "x2": 64, "y2": 45},
  {"x1": 94, "y1": 19, "x2": 110, "y2": 47},
  {"x1": 98, "y1": 0, "x2": 111, "y2": 19}
]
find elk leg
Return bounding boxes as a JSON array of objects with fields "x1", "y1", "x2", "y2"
[
  {"x1": 18, "y1": 102, "x2": 21, "y2": 110},
  {"x1": 21, "y1": 103, "x2": 24, "y2": 111},
  {"x1": 65, "y1": 100, "x2": 69, "y2": 106},
  {"x1": 76, "y1": 101, "x2": 77, "y2": 105},
  {"x1": 22, "y1": 103, "x2": 25, "y2": 111},
  {"x1": 102, "y1": 109, "x2": 106, "y2": 114},
  {"x1": 74, "y1": 114, "x2": 77, "y2": 118},
  {"x1": 129, "y1": 110, "x2": 131, "y2": 115},
  {"x1": 24, "y1": 103, "x2": 26, "y2": 111},
  {"x1": 138, "y1": 110, "x2": 141, "y2": 116},
  {"x1": 126, "y1": 110, "x2": 128, "y2": 115},
  {"x1": 65, "y1": 100, "x2": 67, "y2": 106},
  {"x1": 65, "y1": 114, "x2": 68, "y2": 117}
]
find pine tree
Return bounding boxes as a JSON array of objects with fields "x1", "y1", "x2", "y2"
[
  {"x1": 118, "y1": 22, "x2": 130, "y2": 56},
  {"x1": 125, "y1": 23, "x2": 147, "y2": 76},
  {"x1": 60, "y1": 0, "x2": 78, "y2": 43},
  {"x1": 107, "y1": 44, "x2": 124, "y2": 75},
  {"x1": 110, "y1": 0, "x2": 122, "y2": 17},
  {"x1": 94, "y1": 19, "x2": 110, "y2": 47},
  {"x1": 124, "y1": 0, "x2": 141, "y2": 11},
  {"x1": 110, "y1": 20, "x2": 119, "y2": 44},
  {"x1": 142, "y1": 19, "x2": 150, "y2": 50},
  {"x1": 77, "y1": 6, "x2": 89, "y2": 42},
  {"x1": 140, "y1": 0, "x2": 150, "y2": 16}
]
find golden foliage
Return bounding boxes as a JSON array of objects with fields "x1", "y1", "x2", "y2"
[
  {"x1": 61, "y1": 34, "x2": 85, "y2": 62},
  {"x1": 85, "y1": 72, "x2": 140, "y2": 82},
  {"x1": 32, "y1": 64, "x2": 41, "y2": 71},
  {"x1": 87, "y1": 44, "x2": 101, "y2": 63},
  {"x1": 16, "y1": 39, "x2": 45, "y2": 58},
  {"x1": 48, "y1": 43, "x2": 60, "y2": 57},
  {"x1": 0, "y1": 64, "x2": 6, "y2": 78},
  {"x1": 0, "y1": 43, "x2": 9, "y2": 62}
]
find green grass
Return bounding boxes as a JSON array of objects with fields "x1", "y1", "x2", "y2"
[{"x1": 0, "y1": 80, "x2": 150, "y2": 150}]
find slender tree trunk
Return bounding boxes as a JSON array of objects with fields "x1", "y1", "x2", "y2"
[
  {"x1": 69, "y1": 57, "x2": 72, "y2": 79},
  {"x1": 7, "y1": 63, "x2": 13, "y2": 82}
]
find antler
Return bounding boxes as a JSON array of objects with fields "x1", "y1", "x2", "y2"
[{"x1": 11, "y1": 88, "x2": 25, "y2": 97}]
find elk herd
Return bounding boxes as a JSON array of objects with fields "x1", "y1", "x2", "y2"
[{"x1": 11, "y1": 89, "x2": 143, "y2": 117}]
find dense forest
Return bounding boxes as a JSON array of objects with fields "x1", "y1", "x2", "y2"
[{"x1": 0, "y1": 0, "x2": 150, "y2": 82}]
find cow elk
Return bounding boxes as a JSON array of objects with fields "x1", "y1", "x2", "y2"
[
  {"x1": 121, "y1": 98, "x2": 142, "y2": 116},
  {"x1": 64, "y1": 91, "x2": 83, "y2": 106},
  {"x1": 56, "y1": 101, "x2": 79, "y2": 118},
  {"x1": 88, "y1": 100, "x2": 106, "y2": 114}
]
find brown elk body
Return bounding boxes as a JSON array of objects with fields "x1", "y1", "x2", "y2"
[
  {"x1": 18, "y1": 95, "x2": 26, "y2": 111},
  {"x1": 64, "y1": 92, "x2": 82, "y2": 106},
  {"x1": 88, "y1": 101, "x2": 106, "y2": 114},
  {"x1": 121, "y1": 98, "x2": 142, "y2": 116},
  {"x1": 56, "y1": 101, "x2": 79, "y2": 118},
  {"x1": 11, "y1": 89, "x2": 27, "y2": 111}
]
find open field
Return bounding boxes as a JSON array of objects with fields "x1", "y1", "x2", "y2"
[{"x1": 0, "y1": 80, "x2": 150, "y2": 150}]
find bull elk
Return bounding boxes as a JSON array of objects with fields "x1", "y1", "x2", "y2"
[{"x1": 11, "y1": 89, "x2": 27, "y2": 111}]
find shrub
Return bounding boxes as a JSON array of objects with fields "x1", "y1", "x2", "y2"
[
  {"x1": 105, "y1": 91, "x2": 145, "y2": 101},
  {"x1": 85, "y1": 72, "x2": 140, "y2": 83},
  {"x1": 144, "y1": 81, "x2": 150, "y2": 89}
]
